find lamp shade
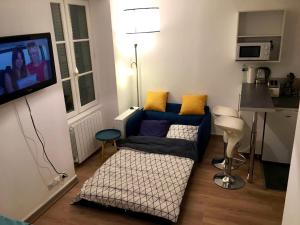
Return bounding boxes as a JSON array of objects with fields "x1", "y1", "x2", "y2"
[{"x1": 124, "y1": 7, "x2": 160, "y2": 34}]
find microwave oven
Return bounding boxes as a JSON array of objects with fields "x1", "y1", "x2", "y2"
[{"x1": 236, "y1": 42, "x2": 271, "y2": 61}]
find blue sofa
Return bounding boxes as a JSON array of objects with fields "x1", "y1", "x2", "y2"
[{"x1": 125, "y1": 103, "x2": 211, "y2": 161}]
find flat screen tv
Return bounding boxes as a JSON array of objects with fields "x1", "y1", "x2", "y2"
[{"x1": 0, "y1": 33, "x2": 56, "y2": 105}]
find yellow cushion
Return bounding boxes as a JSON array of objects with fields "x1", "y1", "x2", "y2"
[
  {"x1": 179, "y1": 95, "x2": 207, "y2": 115},
  {"x1": 144, "y1": 91, "x2": 168, "y2": 112}
]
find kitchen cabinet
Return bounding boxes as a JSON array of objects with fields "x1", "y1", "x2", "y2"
[
  {"x1": 262, "y1": 109, "x2": 298, "y2": 163},
  {"x1": 237, "y1": 10, "x2": 286, "y2": 62}
]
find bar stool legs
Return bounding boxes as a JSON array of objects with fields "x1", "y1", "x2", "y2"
[
  {"x1": 214, "y1": 157, "x2": 245, "y2": 190},
  {"x1": 212, "y1": 143, "x2": 246, "y2": 170},
  {"x1": 212, "y1": 142, "x2": 227, "y2": 169},
  {"x1": 213, "y1": 116, "x2": 246, "y2": 190},
  {"x1": 211, "y1": 106, "x2": 246, "y2": 171}
]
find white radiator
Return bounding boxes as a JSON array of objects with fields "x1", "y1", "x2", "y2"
[{"x1": 69, "y1": 110, "x2": 103, "y2": 164}]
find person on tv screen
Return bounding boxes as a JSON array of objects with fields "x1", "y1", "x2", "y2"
[
  {"x1": 27, "y1": 42, "x2": 49, "y2": 82},
  {"x1": 4, "y1": 47, "x2": 29, "y2": 93}
]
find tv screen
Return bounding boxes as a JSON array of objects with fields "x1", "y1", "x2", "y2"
[{"x1": 0, "y1": 33, "x2": 56, "y2": 105}]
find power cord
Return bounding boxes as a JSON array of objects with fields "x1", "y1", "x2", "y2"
[
  {"x1": 14, "y1": 103, "x2": 53, "y2": 183},
  {"x1": 24, "y1": 96, "x2": 68, "y2": 178}
]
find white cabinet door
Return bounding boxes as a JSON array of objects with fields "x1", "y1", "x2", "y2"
[
  {"x1": 262, "y1": 109, "x2": 298, "y2": 163},
  {"x1": 239, "y1": 111, "x2": 265, "y2": 155}
]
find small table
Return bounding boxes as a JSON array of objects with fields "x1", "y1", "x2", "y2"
[{"x1": 95, "y1": 129, "x2": 121, "y2": 161}]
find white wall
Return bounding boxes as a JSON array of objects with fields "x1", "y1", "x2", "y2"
[
  {"x1": 282, "y1": 107, "x2": 300, "y2": 225},
  {"x1": 110, "y1": 0, "x2": 300, "y2": 114},
  {"x1": 0, "y1": 0, "x2": 76, "y2": 220},
  {"x1": 89, "y1": 0, "x2": 119, "y2": 128}
]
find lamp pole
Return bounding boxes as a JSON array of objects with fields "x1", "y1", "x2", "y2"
[
  {"x1": 134, "y1": 43, "x2": 139, "y2": 107},
  {"x1": 124, "y1": 7, "x2": 160, "y2": 107}
]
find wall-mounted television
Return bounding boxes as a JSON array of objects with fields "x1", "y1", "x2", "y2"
[{"x1": 0, "y1": 33, "x2": 56, "y2": 105}]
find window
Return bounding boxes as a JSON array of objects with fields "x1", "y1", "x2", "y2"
[{"x1": 50, "y1": 0, "x2": 96, "y2": 117}]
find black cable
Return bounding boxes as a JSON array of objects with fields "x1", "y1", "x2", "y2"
[{"x1": 24, "y1": 97, "x2": 68, "y2": 178}]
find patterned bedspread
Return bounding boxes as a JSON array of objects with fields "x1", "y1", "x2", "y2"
[{"x1": 79, "y1": 148, "x2": 194, "y2": 222}]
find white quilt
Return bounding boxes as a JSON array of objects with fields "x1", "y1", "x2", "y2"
[{"x1": 79, "y1": 148, "x2": 194, "y2": 222}]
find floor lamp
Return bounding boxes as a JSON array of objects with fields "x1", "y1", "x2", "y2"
[{"x1": 123, "y1": 7, "x2": 160, "y2": 107}]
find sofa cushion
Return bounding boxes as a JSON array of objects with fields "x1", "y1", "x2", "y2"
[
  {"x1": 144, "y1": 91, "x2": 168, "y2": 112},
  {"x1": 167, "y1": 124, "x2": 199, "y2": 141},
  {"x1": 165, "y1": 103, "x2": 181, "y2": 113},
  {"x1": 166, "y1": 103, "x2": 209, "y2": 114},
  {"x1": 143, "y1": 110, "x2": 204, "y2": 126},
  {"x1": 179, "y1": 95, "x2": 207, "y2": 115},
  {"x1": 138, "y1": 120, "x2": 170, "y2": 137}
]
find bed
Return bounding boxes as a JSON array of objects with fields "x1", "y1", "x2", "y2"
[{"x1": 75, "y1": 103, "x2": 211, "y2": 223}]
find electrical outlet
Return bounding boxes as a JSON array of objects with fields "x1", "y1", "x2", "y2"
[
  {"x1": 47, "y1": 176, "x2": 62, "y2": 189},
  {"x1": 60, "y1": 173, "x2": 67, "y2": 179},
  {"x1": 54, "y1": 175, "x2": 61, "y2": 182},
  {"x1": 47, "y1": 180, "x2": 57, "y2": 189}
]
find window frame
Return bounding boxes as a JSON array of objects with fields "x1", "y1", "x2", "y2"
[{"x1": 50, "y1": 0, "x2": 98, "y2": 119}]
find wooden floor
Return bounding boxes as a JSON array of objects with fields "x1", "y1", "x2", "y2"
[{"x1": 34, "y1": 136, "x2": 286, "y2": 225}]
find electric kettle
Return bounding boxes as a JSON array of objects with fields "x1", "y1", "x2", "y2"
[{"x1": 256, "y1": 67, "x2": 271, "y2": 84}]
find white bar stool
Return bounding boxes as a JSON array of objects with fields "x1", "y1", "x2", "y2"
[
  {"x1": 213, "y1": 105, "x2": 239, "y2": 118},
  {"x1": 212, "y1": 105, "x2": 245, "y2": 170},
  {"x1": 213, "y1": 116, "x2": 245, "y2": 190}
]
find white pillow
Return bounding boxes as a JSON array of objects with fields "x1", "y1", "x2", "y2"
[{"x1": 166, "y1": 124, "x2": 199, "y2": 141}]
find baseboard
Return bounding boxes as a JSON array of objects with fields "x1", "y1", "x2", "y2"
[{"x1": 24, "y1": 175, "x2": 78, "y2": 223}]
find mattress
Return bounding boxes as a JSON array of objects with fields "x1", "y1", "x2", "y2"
[{"x1": 79, "y1": 148, "x2": 194, "y2": 222}]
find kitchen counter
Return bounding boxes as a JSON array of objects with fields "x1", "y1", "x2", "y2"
[
  {"x1": 272, "y1": 96, "x2": 299, "y2": 109},
  {"x1": 240, "y1": 83, "x2": 299, "y2": 111},
  {"x1": 240, "y1": 83, "x2": 275, "y2": 112},
  {"x1": 239, "y1": 83, "x2": 299, "y2": 182}
]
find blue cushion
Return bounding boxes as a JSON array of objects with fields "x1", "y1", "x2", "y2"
[
  {"x1": 139, "y1": 120, "x2": 170, "y2": 137},
  {"x1": 143, "y1": 103, "x2": 209, "y2": 126},
  {"x1": 165, "y1": 103, "x2": 181, "y2": 113},
  {"x1": 166, "y1": 103, "x2": 209, "y2": 114},
  {"x1": 143, "y1": 111, "x2": 204, "y2": 126}
]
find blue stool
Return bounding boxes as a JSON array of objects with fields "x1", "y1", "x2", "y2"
[
  {"x1": 95, "y1": 129, "x2": 121, "y2": 161},
  {"x1": 0, "y1": 215, "x2": 29, "y2": 225}
]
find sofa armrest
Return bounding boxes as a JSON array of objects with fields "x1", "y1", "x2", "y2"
[
  {"x1": 125, "y1": 109, "x2": 144, "y2": 137},
  {"x1": 196, "y1": 112, "x2": 211, "y2": 161}
]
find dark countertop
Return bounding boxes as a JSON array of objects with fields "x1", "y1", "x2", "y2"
[
  {"x1": 272, "y1": 96, "x2": 299, "y2": 109},
  {"x1": 240, "y1": 83, "x2": 275, "y2": 112},
  {"x1": 240, "y1": 83, "x2": 299, "y2": 112}
]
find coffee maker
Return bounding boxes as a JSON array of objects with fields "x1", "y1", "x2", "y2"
[
  {"x1": 256, "y1": 67, "x2": 271, "y2": 84},
  {"x1": 282, "y1": 73, "x2": 298, "y2": 96}
]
